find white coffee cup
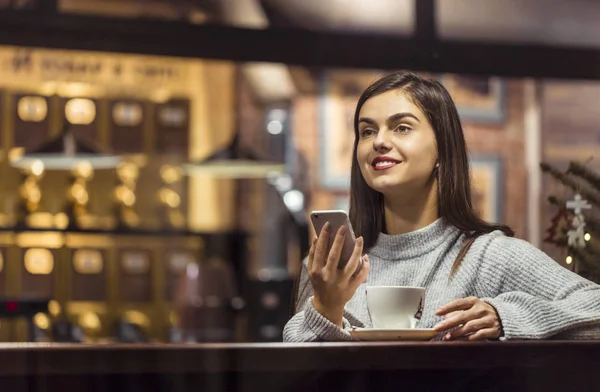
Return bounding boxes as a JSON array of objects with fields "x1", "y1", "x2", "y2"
[{"x1": 366, "y1": 286, "x2": 425, "y2": 329}]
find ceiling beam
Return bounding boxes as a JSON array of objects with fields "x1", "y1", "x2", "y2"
[
  {"x1": 1, "y1": 10, "x2": 600, "y2": 80},
  {"x1": 217, "y1": 0, "x2": 296, "y2": 102},
  {"x1": 415, "y1": 0, "x2": 436, "y2": 41}
]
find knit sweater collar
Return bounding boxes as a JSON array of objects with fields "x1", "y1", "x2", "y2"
[{"x1": 369, "y1": 218, "x2": 459, "y2": 260}]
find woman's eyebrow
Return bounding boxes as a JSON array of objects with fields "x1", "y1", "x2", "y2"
[{"x1": 387, "y1": 112, "x2": 420, "y2": 124}]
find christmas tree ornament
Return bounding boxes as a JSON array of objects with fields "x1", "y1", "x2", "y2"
[
  {"x1": 567, "y1": 214, "x2": 587, "y2": 248},
  {"x1": 566, "y1": 193, "x2": 592, "y2": 215},
  {"x1": 543, "y1": 209, "x2": 571, "y2": 246},
  {"x1": 566, "y1": 194, "x2": 592, "y2": 249}
]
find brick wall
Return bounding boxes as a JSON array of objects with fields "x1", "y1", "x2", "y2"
[{"x1": 463, "y1": 80, "x2": 528, "y2": 238}]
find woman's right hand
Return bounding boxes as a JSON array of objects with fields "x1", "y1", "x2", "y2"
[{"x1": 308, "y1": 222, "x2": 370, "y2": 328}]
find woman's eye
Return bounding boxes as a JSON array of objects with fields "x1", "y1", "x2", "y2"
[
  {"x1": 360, "y1": 129, "x2": 376, "y2": 137},
  {"x1": 395, "y1": 125, "x2": 411, "y2": 133}
]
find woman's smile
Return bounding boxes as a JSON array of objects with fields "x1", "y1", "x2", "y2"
[{"x1": 371, "y1": 156, "x2": 402, "y2": 171}]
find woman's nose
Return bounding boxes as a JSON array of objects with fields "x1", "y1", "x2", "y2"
[{"x1": 373, "y1": 130, "x2": 392, "y2": 152}]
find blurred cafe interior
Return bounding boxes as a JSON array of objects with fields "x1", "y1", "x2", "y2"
[{"x1": 0, "y1": 0, "x2": 598, "y2": 349}]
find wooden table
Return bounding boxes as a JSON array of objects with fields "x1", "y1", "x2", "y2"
[{"x1": 0, "y1": 341, "x2": 598, "y2": 391}]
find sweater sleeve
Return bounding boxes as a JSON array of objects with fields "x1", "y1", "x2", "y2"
[
  {"x1": 478, "y1": 236, "x2": 600, "y2": 340},
  {"x1": 282, "y1": 260, "x2": 356, "y2": 342}
]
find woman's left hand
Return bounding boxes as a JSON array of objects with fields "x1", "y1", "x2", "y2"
[{"x1": 434, "y1": 297, "x2": 503, "y2": 341}]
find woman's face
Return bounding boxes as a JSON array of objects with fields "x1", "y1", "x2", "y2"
[{"x1": 356, "y1": 89, "x2": 438, "y2": 195}]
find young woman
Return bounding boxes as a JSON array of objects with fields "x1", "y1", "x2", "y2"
[{"x1": 283, "y1": 70, "x2": 600, "y2": 342}]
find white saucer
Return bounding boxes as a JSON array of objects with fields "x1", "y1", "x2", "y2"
[{"x1": 350, "y1": 327, "x2": 438, "y2": 341}]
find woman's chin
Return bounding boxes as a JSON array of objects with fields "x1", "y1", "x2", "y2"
[{"x1": 368, "y1": 177, "x2": 404, "y2": 193}]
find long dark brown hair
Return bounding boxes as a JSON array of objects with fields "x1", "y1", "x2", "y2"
[
  {"x1": 291, "y1": 70, "x2": 513, "y2": 315},
  {"x1": 349, "y1": 70, "x2": 513, "y2": 269}
]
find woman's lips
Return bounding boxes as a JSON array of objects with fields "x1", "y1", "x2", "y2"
[{"x1": 371, "y1": 157, "x2": 401, "y2": 171}]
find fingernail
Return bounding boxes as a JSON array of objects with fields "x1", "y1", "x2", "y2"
[
  {"x1": 434, "y1": 323, "x2": 443, "y2": 330},
  {"x1": 363, "y1": 255, "x2": 369, "y2": 263},
  {"x1": 445, "y1": 333, "x2": 451, "y2": 340},
  {"x1": 312, "y1": 236, "x2": 317, "y2": 245},
  {"x1": 357, "y1": 236, "x2": 364, "y2": 245},
  {"x1": 339, "y1": 226, "x2": 346, "y2": 235},
  {"x1": 323, "y1": 222, "x2": 331, "y2": 232}
]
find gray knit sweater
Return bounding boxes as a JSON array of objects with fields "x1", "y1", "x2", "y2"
[{"x1": 283, "y1": 218, "x2": 600, "y2": 342}]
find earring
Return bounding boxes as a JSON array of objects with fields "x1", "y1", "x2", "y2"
[{"x1": 435, "y1": 163, "x2": 440, "y2": 168}]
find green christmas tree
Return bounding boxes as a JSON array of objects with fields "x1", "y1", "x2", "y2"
[{"x1": 540, "y1": 161, "x2": 600, "y2": 284}]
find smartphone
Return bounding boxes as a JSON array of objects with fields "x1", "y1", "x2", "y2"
[{"x1": 310, "y1": 210, "x2": 358, "y2": 270}]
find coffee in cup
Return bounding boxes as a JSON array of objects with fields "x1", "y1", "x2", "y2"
[{"x1": 366, "y1": 286, "x2": 425, "y2": 329}]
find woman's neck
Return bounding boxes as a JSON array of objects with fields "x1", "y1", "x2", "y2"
[{"x1": 383, "y1": 182, "x2": 439, "y2": 235}]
